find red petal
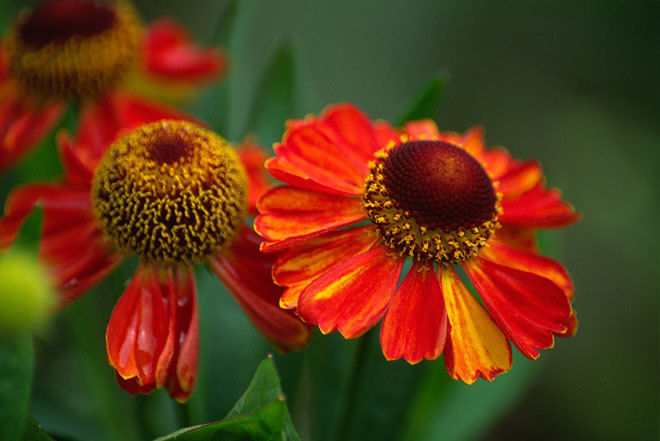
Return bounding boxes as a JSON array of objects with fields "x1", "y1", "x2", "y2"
[
  {"x1": 273, "y1": 224, "x2": 379, "y2": 290},
  {"x1": 56, "y1": 132, "x2": 95, "y2": 186},
  {"x1": 142, "y1": 19, "x2": 227, "y2": 83},
  {"x1": 265, "y1": 156, "x2": 353, "y2": 196},
  {"x1": 275, "y1": 123, "x2": 366, "y2": 195},
  {"x1": 495, "y1": 160, "x2": 543, "y2": 199},
  {"x1": 318, "y1": 103, "x2": 380, "y2": 169},
  {"x1": 500, "y1": 183, "x2": 581, "y2": 228},
  {"x1": 403, "y1": 120, "x2": 440, "y2": 140},
  {"x1": 106, "y1": 265, "x2": 173, "y2": 389},
  {"x1": 255, "y1": 186, "x2": 365, "y2": 252},
  {"x1": 235, "y1": 138, "x2": 271, "y2": 214},
  {"x1": 492, "y1": 224, "x2": 538, "y2": 253},
  {"x1": 483, "y1": 241, "x2": 574, "y2": 300},
  {"x1": 374, "y1": 120, "x2": 400, "y2": 147},
  {"x1": 297, "y1": 245, "x2": 403, "y2": 338},
  {"x1": 209, "y1": 226, "x2": 311, "y2": 352},
  {"x1": 0, "y1": 97, "x2": 63, "y2": 171},
  {"x1": 476, "y1": 147, "x2": 513, "y2": 178},
  {"x1": 380, "y1": 261, "x2": 447, "y2": 364},
  {"x1": 465, "y1": 257, "x2": 572, "y2": 359},
  {"x1": 439, "y1": 265, "x2": 511, "y2": 383}
]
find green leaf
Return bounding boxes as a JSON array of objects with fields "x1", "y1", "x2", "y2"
[
  {"x1": 243, "y1": 42, "x2": 296, "y2": 150},
  {"x1": 156, "y1": 399, "x2": 286, "y2": 441},
  {"x1": 226, "y1": 356, "x2": 300, "y2": 441},
  {"x1": 402, "y1": 351, "x2": 539, "y2": 441},
  {"x1": 395, "y1": 72, "x2": 448, "y2": 125},
  {"x1": 10, "y1": 207, "x2": 42, "y2": 254},
  {"x1": 0, "y1": 334, "x2": 34, "y2": 441},
  {"x1": 19, "y1": 417, "x2": 54, "y2": 441}
]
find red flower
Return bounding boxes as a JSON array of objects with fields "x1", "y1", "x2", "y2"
[
  {"x1": 0, "y1": 0, "x2": 227, "y2": 172},
  {"x1": 0, "y1": 110, "x2": 309, "y2": 401},
  {"x1": 255, "y1": 103, "x2": 580, "y2": 383}
]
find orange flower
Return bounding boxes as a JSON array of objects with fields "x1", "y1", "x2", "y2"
[
  {"x1": 255, "y1": 103, "x2": 580, "y2": 383},
  {"x1": 0, "y1": 111, "x2": 309, "y2": 401},
  {"x1": 0, "y1": 0, "x2": 227, "y2": 172}
]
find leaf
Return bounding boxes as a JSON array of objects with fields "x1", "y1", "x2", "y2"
[
  {"x1": 156, "y1": 399, "x2": 286, "y2": 441},
  {"x1": 244, "y1": 42, "x2": 296, "y2": 150},
  {"x1": 10, "y1": 207, "x2": 42, "y2": 255},
  {"x1": 401, "y1": 351, "x2": 539, "y2": 441},
  {"x1": 19, "y1": 417, "x2": 54, "y2": 441},
  {"x1": 0, "y1": 334, "x2": 34, "y2": 441},
  {"x1": 395, "y1": 72, "x2": 449, "y2": 125},
  {"x1": 226, "y1": 356, "x2": 300, "y2": 441}
]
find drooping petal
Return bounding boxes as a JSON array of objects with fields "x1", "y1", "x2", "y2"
[
  {"x1": 255, "y1": 186, "x2": 365, "y2": 252},
  {"x1": 464, "y1": 257, "x2": 572, "y2": 359},
  {"x1": 0, "y1": 184, "x2": 123, "y2": 305},
  {"x1": 235, "y1": 138, "x2": 271, "y2": 214},
  {"x1": 106, "y1": 265, "x2": 173, "y2": 393},
  {"x1": 439, "y1": 265, "x2": 511, "y2": 383},
  {"x1": 500, "y1": 183, "x2": 582, "y2": 228},
  {"x1": 141, "y1": 18, "x2": 227, "y2": 83},
  {"x1": 297, "y1": 245, "x2": 404, "y2": 339},
  {"x1": 495, "y1": 160, "x2": 543, "y2": 199},
  {"x1": 273, "y1": 225, "x2": 380, "y2": 292},
  {"x1": 0, "y1": 96, "x2": 63, "y2": 172},
  {"x1": 318, "y1": 103, "x2": 380, "y2": 169},
  {"x1": 482, "y1": 241, "x2": 574, "y2": 300},
  {"x1": 274, "y1": 124, "x2": 366, "y2": 195},
  {"x1": 380, "y1": 261, "x2": 447, "y2": 364},
  {"x1": 209, "y1": 226, "x2": 311, "y2": 352}
]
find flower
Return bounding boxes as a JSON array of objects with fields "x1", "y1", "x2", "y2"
[
  {"x1": 0, "y1": 0, "x2": 227, "y2": 172},
  {"x1": 255, "y1": 103, "x2": 581, "y2": 383},
  {"x1": 0, "y1": 111, "x2": 309, "y2": 401}
]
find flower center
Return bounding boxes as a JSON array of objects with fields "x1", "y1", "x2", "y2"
[
  {"x1": 91, "y1": 120, "x2": 248, "y2": 264},
  {"x1": 5, "y1": 0, "x2": 139, "y2": 100},
  {"x1": 363, "y1": 140, "x2": 500, "y2": 264}
]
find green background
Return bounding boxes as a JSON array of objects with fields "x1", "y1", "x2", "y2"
[{"x1": 2, "y1": 0, "x2": 658, "y2": 440}]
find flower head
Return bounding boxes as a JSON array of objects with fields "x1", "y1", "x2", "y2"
[
  {"x1": 0, "y1": 111, "x2": 309, "y2": 400},
  {"x1": 0, "y1": 0, "x2": 227, "y2": 172},
  {"x1": 255, "y1": 103, "x2": 580, "y2": 382}
]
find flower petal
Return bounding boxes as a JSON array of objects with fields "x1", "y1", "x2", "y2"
[
  {"x1": 319, "y1": 103, "x2": 380, "y2": 169},
  {"x1": 275, "y1": 123, "x2": 366, "y2": 195},
  {"x1": 492, "y1": 224, "x2": 538, "y2": 253},
  {"x1": 235, "y1": 138, "x2": 271, "y2": 214},
  {"x1": 482, "y1": 241, "x2": 574, "y2": 300},
  {"x1": 141, "y1": 19, "x2": 227, "y2": 83},
  {"x1": 403, "y1": 120, "x2": 440, "y2": 140},
  {"x1": 500, "y1": 183, "x2": 581, "y2": 228},
  {"x1": 255, "y1": 186, "x2": 365, "y2": 252},
  {"x1": 495, "y1": 160, "x2": 543, "y2": 199},
  {"x1": 439, "y1": 265, "x2": 511, "y2": 383},
  {"x1": 380, "y1": 261, "x2": 447, "y2": 364},
  {"x1": 298, "y1": 245, "x2": 404, "y2": 339},
  {"x1": 273, "y1": 224, "x2": 379, "y2": 291},
  {"x1": 465, "y1": 257, "x2": 572, "y2": 359},
  {"x1": 209, "y1": 226, "x2": 311, "y2": 352},
  {"x1": 265, "y1": 156, "x2": 353, "y2": 196},
  {"x1": 374, "y1": 120, "x2": 400, "y2": 147},
  {"x1": 476, "y1": 146, "x2": 512, "y2": 178}
]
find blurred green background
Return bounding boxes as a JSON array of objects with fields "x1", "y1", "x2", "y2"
[{"x1": 3, "y1": 0, "x2": 658, "y2": 440}]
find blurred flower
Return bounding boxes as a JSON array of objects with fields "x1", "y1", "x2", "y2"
[
  {"x1": 255, "y1": 103, "x2": 581, "y2": 383},
  {"x1": 0, "y1": 0, "x2": 227, "y2": 172},
  {"x1": 0, "y1": 113, "x2": 309, "y2": 401},
  {"x1": 0, "y1": 251, "x2": 55, "y2": 336}
]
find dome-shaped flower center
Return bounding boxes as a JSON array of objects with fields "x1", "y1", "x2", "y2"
[
  {"x1": 92, "y1": 120, "x2": 248, "y2": 264},
  {"x1": 5, "y1": 0, "x2": 139, "y2": 100},
  {"x1": 363, "y1": 140, "x2": 500, "y2": 264}
]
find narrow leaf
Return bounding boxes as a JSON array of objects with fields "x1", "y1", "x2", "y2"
[
  {"x1": 0, "y1": 334, "x2": 34, "y2": 441},
  {"x1": 19, "y1": 417, "x2": 54, "y2": 441},
  {"x1": 395, "y1": 72, "x2": 448, "y2": 125}
]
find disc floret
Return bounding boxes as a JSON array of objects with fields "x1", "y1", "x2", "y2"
[
  {"x1": 92, "y1": 120, "x2": 248, "y2": 264},
  {"x1": 363, "y1": 139, "x2": 501, "y2": 264}
]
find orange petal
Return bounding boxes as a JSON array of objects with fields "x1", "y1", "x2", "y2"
[
  {"x1": 374, "y1": 120, "x2": 400, "y2": 147},
  {"x1": 298, "y1": 245, "x2": 404, "y2": 338},
  {"x1": 439, "y1": 265, "x2": 511, "y2": 383},
  {"x1": 483, "y1": 241, "x2": 574, "y2": 300},
  {"x1": 255, "y1": 186, "x2": 365, "y2": 252},
  {"x1": 210, "y1": 227, "x2": 311, "y2": 352},
  {"x1": 500, "y1": 183, "x2": 581, "y2": 228},
  {"x1": 492, "y1": 224, "x2": 538, "y2": 253},
  {"x1": 459, "y1": 126, "x2": 486, "y2": 157},
  {"x1": 265, "y1": 155, "x2": 357, "y2": 196},
  {"x1": 495, "y1": 160, "x2": 543, "y2": 199},
  {"x1": 276, "y1": 124, "x2": 366, "y2": 195},
  {"x1": 273, "y1": 225, "x2": 379, "y2": 289},
  {"x1": 465, "y1": 257, "x2": 572, "y2": 360},
  {"x1": 318, "y1": 103, "x2": 380, "y2": 169},
  {"x1": 235, "y1": 138, "x2": 271, "y2": 214},
  {"x1": 476, "y1": 146, "x2": 512, "y2": 178},
  {"x1": 380, "y1": 261, "x2": 447, "y2": 364},
  {"x1": 404, "y1": 119, "x2": 440, "y2": 140}
]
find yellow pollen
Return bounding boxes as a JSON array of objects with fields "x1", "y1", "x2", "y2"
[
  {"x1": 5, "y1": 0, "x2": 140, "y2": 100},
  {"x1": 91, "y1": 120, "x2": 248, "y2": 264},
  {"x1": 362, "y1": 140, "x2": 501, "y2": 265}
]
